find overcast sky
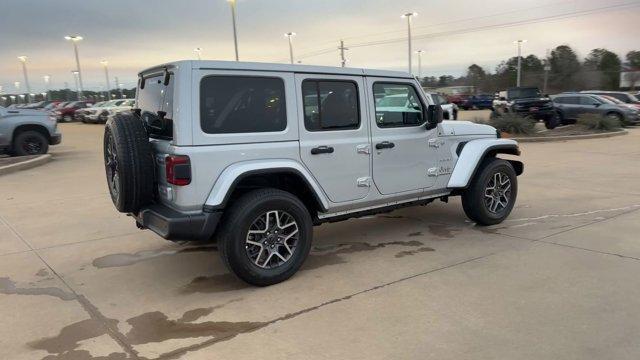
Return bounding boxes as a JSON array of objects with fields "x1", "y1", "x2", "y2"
[{"x1": 1, "y1": 0, "x2": 639, "y2": 93}]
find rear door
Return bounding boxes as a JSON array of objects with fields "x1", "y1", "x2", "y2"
[
  {"x1": 296, "y1": 74, "x2": 371, "y2": 203},
  {"x1": 366, "y1": 78, "x2": 439, "y2": 195}
]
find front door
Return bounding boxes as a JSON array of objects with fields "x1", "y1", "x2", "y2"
[
  {"x1": 366, "y1": 78, "x2": 439, "y2": 195},
  {"x1": 296, "y1": 74, "x2": 371, "y2": 203}
]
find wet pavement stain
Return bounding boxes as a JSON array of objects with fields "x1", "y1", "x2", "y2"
[
  {"x1": 36, "y1": 268, "x2": 50, "y2": 277},
  {"x1": 303, "y1": 240, "x2": 424, "y2": 270},
  {"x1": 28, "y1": 318, "x2": 119, "y2": 356},
  {"x1": 92, "y1": 246, "x2": 217, "y2": 269},
  {"x1": 180, "y1": 274, "x2": 249, "y2": 295},
  {"x1": 395, "y1": 247, "x2": 435, "y2": 258},
  {"x1": 0, "y1": 277, "x2": 76, "y2": 301},
  {"x1": 124, "y1": 309, "x2": 265, "y2": 346},
  {"x1": 40, "y1": 350, "x2": 129, "y2": 360},
  {"x1": 427, "y1": 223, "x2": 457, "y2": 239},
  {"x1": 407, "y1": 231, "x2": 422, "y2": 237}
]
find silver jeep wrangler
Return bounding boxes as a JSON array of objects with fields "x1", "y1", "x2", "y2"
[{"x1": 103, "y1": 60, "x2": 523, "y2": 286}]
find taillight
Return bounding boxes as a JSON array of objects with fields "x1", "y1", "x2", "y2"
[{"x1": 165, "y1": 155, "x2": 191, "y2": 186}]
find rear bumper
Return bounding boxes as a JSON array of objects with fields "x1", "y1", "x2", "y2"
[{"x1": 133, "y1": 204, "x2": 222, "y2": 241}]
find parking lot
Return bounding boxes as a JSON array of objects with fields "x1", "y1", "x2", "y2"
[{"x1": 1, "y1": 122, "x2": 640, "y2": 359}]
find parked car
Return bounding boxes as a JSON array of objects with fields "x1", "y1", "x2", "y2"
[
  {"x1": 53, "y1": 101, "x2": 93, "y2": 122},
  {"x1": 551, "y1": 93, "x2": 640, "y2": 126},
  {"x1": 75, "y1": 101, "x2": 107, "y2": 122},
  {"x1": 84, "y1": 99, "x2": 135, "y2": 124},
  {"x1": 446, "y1": 93, "x2": 470, "y2": 107},
  {"x1": 0, "y1": 105, "x2": 62, "y2": 156},
  {"x1": 424, "y1": 92, "x2": 458, "y2": 120},
  {"x1": 460, "y1": 94, "x2": 494, "y2": 110},
  {"x1": 103, "y1": 60, "x2": 523, "y2": 286},
  {"x1": 42, "y1": 101, "x2": 62, "y2": 111},
  {"x1": 492, "y1": 87, "x2": 558, "y2": 129},
  {"x1": 580, "y1": 91, "x2": 639, "y2": 105},
  {"x1": 598, "y1": 95, "x2": 640, "y2": 111}
]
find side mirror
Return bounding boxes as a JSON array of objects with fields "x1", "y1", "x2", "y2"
[
  {"x1": 594, "y1": 103, "x2": 601, "y2": 107},
  {"x1": 426, "y1": 105, "x2": 443, "y2": 129}
]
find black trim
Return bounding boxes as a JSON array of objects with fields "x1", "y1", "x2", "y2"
[
  {"x1": 50, "y1": 133, "x2": 62, "y2": 145},
  {"x1": 449, "y1": 144, "x2": 522, "y2": 190},
  {"x1": 197, "y1": 67, "x2": 413, "y2": 80},
  {"x1": 202, "y1": 168, "x2": 327, "y2": 212},
  {"x1": 134, "y1": 203, "x2": 221, "y2": 241},
  {"x1": 319, "y1": 198, "x2": 435, "y2": 224}
]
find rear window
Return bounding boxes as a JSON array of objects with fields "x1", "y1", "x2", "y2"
[
  {"x1": 137, "y1": 73, "x2": 174, "y2": 139},
  {"x1": 200, "y1": 76, "x2": 286, "y2": 134}
]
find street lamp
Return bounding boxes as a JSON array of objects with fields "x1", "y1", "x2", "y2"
[
  {"x1": 43, "y1": 75, "x2": 51, "y2": 100},
  {"x1": 514, "y1": 40, "x2": 527, "y2": 87},
  {"x1": 415, "y1": 50, "x2": 426, "y2": 80},
  {"x1": 194, "y1": 47, "x2": 203, "y2": 60},
  {"x1": 284, "y1": 32, "x2": 296, "y2": 64},
  {"x1": 401, "y1": 12, "x2": 418, "y2": 74},
  {"x1": 17, "y1": 56, "x2": 32, "y2": 103},
  {"x1": 100, "y1": 60, "x2": 111, "y2": 99},
  {"x1": 71, "y1": 70, "x2": 80, "y2": 100},
  {"x1": 14, "y1": 81, "x2": 21, "y2": 103},
  {"x1": 65, "y1": 35, "x2": 85, "y2": 99},
  {"x1": 227, "y1": 0, "x2": 239, "y2": 61}
]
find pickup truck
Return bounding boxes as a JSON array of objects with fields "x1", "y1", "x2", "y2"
[{"x1": 0, "y1": 106, "x2": 62, "y2": 156}]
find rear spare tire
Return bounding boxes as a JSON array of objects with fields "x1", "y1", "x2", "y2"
[{"x1": 103, "y1": 114, "x2": 154, "y2": 213}]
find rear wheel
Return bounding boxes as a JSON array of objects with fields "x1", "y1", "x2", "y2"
[
  {"x1": 218, "y1": 188, "x2": 313, "y2": 286},
  {"x1": 13, "y1": 131, "x2": 48, "y2": 156},
  {"x1": 544, "y1": 113, "x2": 560, "y2": 129},
  {"x1": 462, "y1": 158, "x2": 517, "y2": 226}
]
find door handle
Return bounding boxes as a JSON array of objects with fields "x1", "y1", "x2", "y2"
[
  {"x1": 375, "y1": 141, "x2": 395, "y2": 150},
  {"x1": 311, "y1": 146, "x2": 334, "y2": 155}
]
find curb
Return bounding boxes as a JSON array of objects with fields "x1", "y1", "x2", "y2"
[
  {"x1": 0, "y1": 154, "x2": 52, "y2": 176},
  {"x1": 513, "y1": 129, "x2": 628, "y2": 143}
]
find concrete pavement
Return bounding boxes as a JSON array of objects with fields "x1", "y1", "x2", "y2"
[{"x1": 1, "y1": 122, "x2": 639, "y2": 359}]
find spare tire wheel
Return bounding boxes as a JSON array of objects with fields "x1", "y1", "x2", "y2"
[{"x1": 103, "y1": 114, "x2": 155, "y2": 213}]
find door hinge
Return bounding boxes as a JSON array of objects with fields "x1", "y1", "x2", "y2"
[
  {"x1": 428, "y1": 138, "x2": 445, "y2": 148},
  {"x1": 357, "y1": 177, "x2": 371, "y2": 187},
  {"x1": 356, "y1": 144, "x2": 370, "y2": 155}
]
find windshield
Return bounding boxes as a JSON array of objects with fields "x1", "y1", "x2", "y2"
[{"x1": 507, "y1": 88, "x2": 541, "y2": 99}]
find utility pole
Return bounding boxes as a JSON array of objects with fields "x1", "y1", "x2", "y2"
[
  {"x1": 338, "y1": 40, "x2": 348, "y2": 67},
  {"x1": 43, "y1": 75, "x2": 51, "y2": 100},
  {"x1": 543, "y1": 48, "x2": 551, "y2": 95},
  {"x1": 514, "y1": 40, "x2": 527, "y2": 87},
  {"x1": 402, "y1": 12, "x2": 417, "y2": 74},
  {"x1": 65, "y1": 35, "x2": 85, "y2": 99},
  {"x1": 72, "y1": 71, "x2": 80, "y2": 100}
]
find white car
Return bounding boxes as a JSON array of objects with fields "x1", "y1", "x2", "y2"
[
  {"x1": 82, "y1": 99, "x2": 134, "y2": 124},
  {"x1": 424, "y1": 91, "x2": 458, "y2": 120}
]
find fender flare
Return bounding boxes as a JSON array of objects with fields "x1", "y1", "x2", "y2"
[
  {"x1": 203, "y1": 160, "x2": 330, "y2": 212},
  {"x1": 447, "y1": 139, "x2": 522, "y2": 189}
]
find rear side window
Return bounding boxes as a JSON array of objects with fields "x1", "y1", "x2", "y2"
[
  {"x1": 302, "y1": 80, "x2": 359, "y2": 131},
  {"x1": 200, "y1": 76, "x2": 286, "y2": 134}
]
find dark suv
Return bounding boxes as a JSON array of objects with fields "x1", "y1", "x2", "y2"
[{"x1": 492, "y1": 87, "x2": 558, "y2": 129}]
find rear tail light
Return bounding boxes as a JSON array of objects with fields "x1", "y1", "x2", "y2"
[{"x1": 165, "y1": 155, "x2": 191, "y2": 186}]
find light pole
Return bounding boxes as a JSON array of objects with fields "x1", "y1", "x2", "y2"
[
  {"x1": 17, "y1": 56, "x2": 32, "y2": 103},
  {"x1": 194, "y1": 47, "x2": 203, "y2": 60},
  {"x1": 401, "y1": 12, "x2": 418, "y2": 74},
  {"x1": 43, "y1": 75, "x2": 51, "y2": 100},
  {"x1": 227, "y1": 0, "x2": 239, "y2": 61},
  {"x1": 514, "y1": 39, "x2": 527, "y2": 87},
  {"x1": 284, "y1": 32, "x2": 296, "y2": 64},
  {"x1": 100, "y1": 60, "x2": 111, "y2": 100},
  {"x1": 65, "y1": 35, "x2": 84, "y2": 99},
  {"x1": 71, "y1": 71, "x2": 80, "y2": 100},
  {"x1": 415, "y1": 50, "x2": 425, "y2": 80},
  {"x1": 14, "y1": 81, "x2": 20, "y2": 103}
]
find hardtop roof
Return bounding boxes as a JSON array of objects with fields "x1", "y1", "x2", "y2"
[{"x1": 139, "y1": 60, "x2": 413, "y2": 79}]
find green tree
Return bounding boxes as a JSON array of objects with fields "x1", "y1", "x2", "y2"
[
  {"x1": 625, "y1": 51, "x2": 640, "y2": 68},
  {"x1": 466, "y1": 64, "x2": 488, "y2": 91},
  {"x1": 548, "y1": 45, "x2": 581, "y2": 91},
  {"x1": 437, "y1": 75, "x2": 455, "y2": 87},
  {"x1": 584, "y1": 48, "x2": 621, "y2": 89}
]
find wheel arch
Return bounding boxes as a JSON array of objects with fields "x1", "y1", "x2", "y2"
[
  {"x1": 203, "y1": 161, "x2": 330, "y2": 215},
  {"x1": 448, "y1": 139, "x2": 522, "y2": 189},
  {"x1": 12, "y1": 124, "x2": 51, "y2": 144}
]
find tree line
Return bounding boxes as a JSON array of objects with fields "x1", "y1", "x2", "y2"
[{"x1": 421, "y1": 45, "x2": 640, "y2": 94}]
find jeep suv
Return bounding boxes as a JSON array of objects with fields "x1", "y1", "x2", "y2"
[
  {"x1": 103, "y1": 60, "x2": 523, "y2": 286},
  {"x1": 492, "y1": 87, "x2": 558, "y2": 129}
]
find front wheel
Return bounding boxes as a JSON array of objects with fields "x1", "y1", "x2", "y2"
[
  {"x1": 13, "y1": 131, "x2": 49, "y2": 156},
  {"x1": 544, "y1": 113, "x2": 560, "y2": 129},
  {"x1": 218, "y1": 188, "x2": 313, "y2": 286},
  {"x1": 462, "y1": 158, "x2": 517, "y2": 226}
]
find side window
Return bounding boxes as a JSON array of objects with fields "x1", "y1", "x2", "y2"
[
  {"x1": 561, "y1": 96, "x2": 579, "y2": 105},
  {"x1": 373, "y1": 83, "x2": 424, "y2": 128},
  {"x1": 200, "y1": 76, "x2": 286, "y2": 134},
  {"x1": 580, "y1": 96, "x2": 600, "y2": 105},
  {"x1": 302, "y1": 80, "x2": 359, "y2": 131}
]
